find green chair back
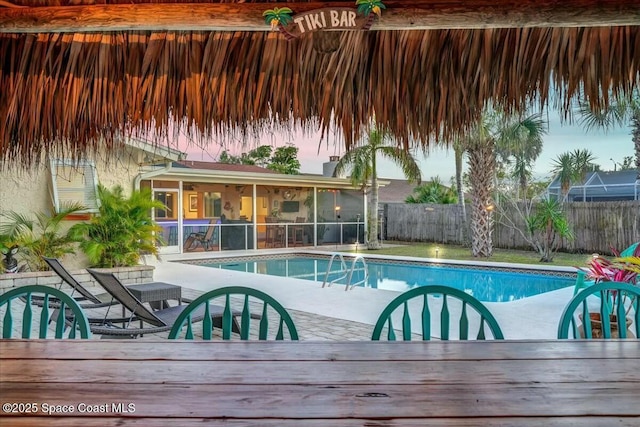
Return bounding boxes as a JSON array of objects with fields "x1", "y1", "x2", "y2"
[
  {"x1": 372, "y1": 285, "x2": 504, "y2": 341},
  {"x1": 169, "y1": 286, "x2": 298, "y2": 340},
  {"x1": 620, "y1": 242, "x2": 639, "y2": 257},
  {"x1": 558, "y1": 281, "x2": 640, "y2": 339},
  {"x1": 573, "y1": 269, "x2": 596, "y2": 296},
  {"x1": 0, "y1": 285, "x2": 91, "y2": 339}
]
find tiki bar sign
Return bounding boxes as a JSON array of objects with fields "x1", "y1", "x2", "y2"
[{"x1": 263, "y1": 1, "x2": 385, "y2": 39}]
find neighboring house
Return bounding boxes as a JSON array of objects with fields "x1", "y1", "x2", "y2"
[
  {"x1": 1, "y1": 145, "x2": 365, "y2": 255},
  {"x1": 377, "y1": 179, "x2": 420, "y2": 203},
  {"x1": 547, "y1": 170, "x2": 640, "y2": 202}
]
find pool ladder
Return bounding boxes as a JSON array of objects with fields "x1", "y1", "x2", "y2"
[{"x1": 322, "y1": 253, "x2": 368, "y2": 291}]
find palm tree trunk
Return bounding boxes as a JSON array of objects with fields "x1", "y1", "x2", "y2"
[
  {"x1": 632, "y1": 111, "x2": 640, "y2": 178},
  {"x1": 368, "y1": 156, "x2": 381, "y2": 250},
  {"x1": 454, "y1": 146, "x2": 468, "y2": 245},
  {"x1": 468, "y1": 143, "x2": 495, "y2": 257}
]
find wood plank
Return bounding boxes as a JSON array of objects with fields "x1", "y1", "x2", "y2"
[
  {"x1": 2, "y1": 417, "x2": 639, "y2": 427},
  {"x1": 2, "y1": 416, "x2": 638, "y2": 427},
  {"x1": 2, "y1": 339, "x2": 639, "y2": 361},
  {"x1": 2, "y1": 383, "x2": 639, "y2": 418},
  {"x1": 0, "y1": 1, "x2": 639, "y2": 33},
  {"x1": 2, "y1": 358, "x2": 640, "y2": 385}
]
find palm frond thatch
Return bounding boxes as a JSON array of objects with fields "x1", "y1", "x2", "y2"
[{"x1": 1, "y1": 1, "x2": 639, "y2": 168}]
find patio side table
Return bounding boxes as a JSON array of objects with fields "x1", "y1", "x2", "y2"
[{"x1": 127, "y1": 282, "x2": 182, "y2": 310}]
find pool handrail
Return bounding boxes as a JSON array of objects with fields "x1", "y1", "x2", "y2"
[
  {"x1": 322, "y1": 253, "x2": 348, "y2": 288},
  {"x1": 346, "y1": 255, "x2": 368, "y2": 291},
  {"x1": 323, "y1": 253, "x2": 368, "y2": 291}
]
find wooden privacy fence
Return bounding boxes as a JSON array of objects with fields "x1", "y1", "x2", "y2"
[{"x1": 383, "y1": 201, "x2": 640, "y2": 254}]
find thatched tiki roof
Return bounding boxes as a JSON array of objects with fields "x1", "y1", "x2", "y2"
[{"x1": 1, "y1": 1, "x2": 639, "y2": 168}]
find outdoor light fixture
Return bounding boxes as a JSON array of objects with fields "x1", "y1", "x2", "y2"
[{"x1": 435, "y1": 247, "x2": 440, "y2": 258}]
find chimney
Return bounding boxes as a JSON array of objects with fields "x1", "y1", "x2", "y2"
[{"x1": 323, "y1": 156, "x2": 343, "y2": 178}]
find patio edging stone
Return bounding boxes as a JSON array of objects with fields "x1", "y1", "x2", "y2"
[{"x1": 0, "y1": 265, "x2": 155, "y2": 292}]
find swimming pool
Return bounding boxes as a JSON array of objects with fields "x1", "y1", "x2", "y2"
[{"x1": 191, "y1": 255, "x2": 574, "y2": 303}]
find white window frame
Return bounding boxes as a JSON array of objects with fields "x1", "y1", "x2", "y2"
[{"x1": 50, "y1": 159, "x2": 100, "y2": 213}]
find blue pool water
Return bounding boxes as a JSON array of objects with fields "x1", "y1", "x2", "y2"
[{"x1": 199, "y1": 256, "x2": 574, "y2": 302}]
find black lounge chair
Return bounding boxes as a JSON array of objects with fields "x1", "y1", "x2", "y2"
[
  {"x1": 86, "y1": 269, "x2": 241, "y2": 338},
  {"x1": 42, "y1": 257, "x2": 120, "y2": 309}
]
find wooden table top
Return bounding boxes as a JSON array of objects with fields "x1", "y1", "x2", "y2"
[{"x1": 1, "y1": 339, "x2": 639, "y2": 426}]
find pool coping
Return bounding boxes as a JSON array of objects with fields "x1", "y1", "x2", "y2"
[{"x1": 173, "y1": 249, "x2": 578, "y2": 279}]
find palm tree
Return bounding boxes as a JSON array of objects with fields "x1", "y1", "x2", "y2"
[
  {"x1": 334, "y1": 127, "x2": 421, "y2": 250},
  {"x1": 571, "y1": 148, "x2": 598, "y2": 181},
  {"x1": 550, "y1": 149, "x2": 598, "y2": 201},
  {"x1": 578, "y1": 93, "x2": 640, "y2": 179},
  {"x1": 495, "y1": 115, "x2": 546, "y2": 196},
  {"x1": 462, "y1": 111, "x2": 547, "y2": 258},
  {"x1": 550, "y1": 152, "x2": 577, "y2": 200},
  {"x1": 452, "y1": 139, "x2": 468, "y2": 244}
]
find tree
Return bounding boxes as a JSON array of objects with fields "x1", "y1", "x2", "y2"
[
  {"x1": 550, "y1": 149, "x2": 598, "y2": 201},
  {"x1": 495, "y1": 115, "x2": 546, "y2": 196},
  {"x1": 461, "y1": 111, "x2": 547, "y2": 258},
  {"x1": 452, "y1": 139, "x2": 469, "y2": 244},
  {"x1": 578, "y1": 92, "x2": 640, "y2": 179},
  {"x1": 267, "y1": 145, "x2": 301, "y2": 175},
  {"x1": 525, "y1": 198, "x2": 574, "y2": 262},
  {"x1": 616, "y1": 156, "x2": 635, "y2": 171},
  {"x1": 405, "y1": 177, "x2": 457, "y2": 204},
  {"x1": 494, "y1": 178, "x2": 571, "y2": 263},
  {"x1": 219, "y1": 145, "x2": 272, "y2": 166},
  {"x1": 334, "y1": 127, "x2": 421, "y2": 250},
  {"x1": 218, "y1": 144, "x2": 300, "y2": 174}
]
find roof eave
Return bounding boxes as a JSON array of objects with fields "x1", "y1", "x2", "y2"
[{"x1": 151, "y1": 167, "x2": 373, "y2": 189}]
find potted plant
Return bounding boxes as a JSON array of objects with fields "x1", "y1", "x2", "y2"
[{"x1": 580, "y1": 245, "x2": 640, "y2": 338}]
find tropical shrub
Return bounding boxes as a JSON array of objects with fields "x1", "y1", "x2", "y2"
[
  {"x1": 405, "y1": 177, "x2": 457, "y2": 204},
  {"x1": 525, "y1": 198, "x2": 574, "y2": 262},
  {"x1": 0, "y1": 204, "x2": 85, "y2": 272},
  {"x1": 71, "y1": 185, "x2": 164, "y2": 268}
]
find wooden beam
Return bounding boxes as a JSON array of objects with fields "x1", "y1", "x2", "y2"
[{"x1": 0, "y1": 1, "x2": 639, "y2": 33}]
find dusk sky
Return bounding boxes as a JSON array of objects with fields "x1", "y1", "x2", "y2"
[{"x1": 181, "y1": 115, "x2": 634, "y2": 184}]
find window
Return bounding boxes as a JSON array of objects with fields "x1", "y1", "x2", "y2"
[
  {"x1": 203, "y1": 192, "x2": 222, "y2": 218},
  {"x1": 154, "y1": 191, "x2": 177, "y2": 219},
  {"x1": 51, "y1": 159, "x2": 99, "y2": 213}
]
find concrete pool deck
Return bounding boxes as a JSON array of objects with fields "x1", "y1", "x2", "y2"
[{"x1": 149, "y1": 248, "x2": 578, "y2": 340}]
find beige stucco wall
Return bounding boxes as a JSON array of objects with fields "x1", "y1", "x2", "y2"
[
  {"x1": 0, "y1": 146, "x2": 149, "y2": 269},
  {"x1": 1, "y1": 146, "x2": 147, "y2": 215}
]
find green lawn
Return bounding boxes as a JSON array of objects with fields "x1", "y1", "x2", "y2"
[{"x1": 351, "y1": 242, "x2": 593, "y2": 268}]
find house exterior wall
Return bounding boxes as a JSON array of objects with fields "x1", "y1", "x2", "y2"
[
  {"x1": 0, "y1": 147, "x2": 146, "y2": 217},
  {"x1": 0, "y1": 147, "x2": 148, "y2": 269}
]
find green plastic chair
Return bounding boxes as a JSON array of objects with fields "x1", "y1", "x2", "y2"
[
  {"x1": 620, "y1": 242, "x2": 639, "y2": 257},
  {"x1": 371, "y1": 285, "x2": 504, "y2": 341},
  {"x1": 573, "y1": 269, "x2": 596, "y2": 296},
  {"x1": 0, "y1": 285, "x2": 91, "y2": 339},
  {"x1": 169, "y1": 286, "x2": 298, "y2": 340},
  {"x1": 558, "y1": 281, "x2": 640, "y2": 339}
]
